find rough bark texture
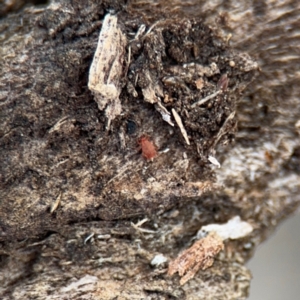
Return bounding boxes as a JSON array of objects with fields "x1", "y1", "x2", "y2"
[{"x1": 0, "y1": 0, "x2": 300, "y2": 299}]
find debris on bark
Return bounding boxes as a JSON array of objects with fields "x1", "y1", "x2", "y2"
[
  {"x1": 172, "y1": 108, "x2": 190, "y2": 145},
  {"x1": 168, "y1": 216, "x2": 252, "y2": 285},
  {"x1": 197, "y1": 216, "x2": 253, "y2": 241},
  {"x1": 88, "y1": 14, "x2": 127, "y2": 130},
  {"x1": 1, "y1": 0, "x2": 300, "y2": 299},
  {"x1": 168, "y1": 231, "x2": 224, "y2": 285}
]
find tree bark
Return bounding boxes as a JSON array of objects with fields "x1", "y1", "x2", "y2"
[{"x1": 0, "y1": 0, "x2": 299, "y2": 299}]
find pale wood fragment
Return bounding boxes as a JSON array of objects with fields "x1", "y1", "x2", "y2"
[
  {"x1": 168, "y1": 231, "x2": 224, "y2": 285},
  {"x1": 88, "y1": 14, "x2": 127, "y2": 129}
]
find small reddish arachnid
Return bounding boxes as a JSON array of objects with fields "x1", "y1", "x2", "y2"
[{"x1": 138, "y1": 135, "x2": 158, "y2": 160}]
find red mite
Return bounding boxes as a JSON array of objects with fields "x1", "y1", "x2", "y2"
[{"x1": 138, "y1": 135, "x2": 158, "y2": 160}]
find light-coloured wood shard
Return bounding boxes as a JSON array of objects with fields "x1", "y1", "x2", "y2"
[
  {"x1": 168, "y1": 231, "x2": 224, "y2": 285},
  {"x1": 208, "y1": 155, "x2": 221, "y2": 168},
  {"x1": 50, "y1": 192, "x2": 61, "y2": 213},
  {"x1": 172, "y1": 108, "x2": 190, "y2": 145},
  {"x1": 191, "y1": 91, "x2": 220, "y2": 108},
  {"x1": 88, "y1": 14, "x2": 127, "y2": 129}
]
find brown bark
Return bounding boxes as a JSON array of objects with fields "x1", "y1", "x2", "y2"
[{"x1": 0, "y1": 0, "x2": 299, "y2": 299}]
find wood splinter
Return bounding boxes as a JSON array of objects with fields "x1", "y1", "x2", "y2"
[
  {"x1": 168, "y1": 231, "x2": 224, "y2": 285},
  {"x1": 191, "y1": 91, "x2": 220, "y2": 108},
  {"x1": 172, "y1": 108, "x2": 190, "y2": 145}
]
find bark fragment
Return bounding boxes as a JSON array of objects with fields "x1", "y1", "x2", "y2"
[
  {"x1": 168, "y1": 231, "x2": 224, "y2": 285},
  {"x1": 88, "y1": 13, "x2": 127, "y2": 129}
]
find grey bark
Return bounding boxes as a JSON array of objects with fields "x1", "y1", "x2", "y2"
[{"x1": 0, "y1": 0, "x2": 299, "y2": 299}]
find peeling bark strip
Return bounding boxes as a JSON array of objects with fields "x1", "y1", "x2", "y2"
[{"x1": 88, "y1": 14, "x2": 127, "y2": 129}]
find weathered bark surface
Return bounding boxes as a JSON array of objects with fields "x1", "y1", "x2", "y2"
[{"x1": 0, "y1": 0, "x2": 299, "y2": 299}]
